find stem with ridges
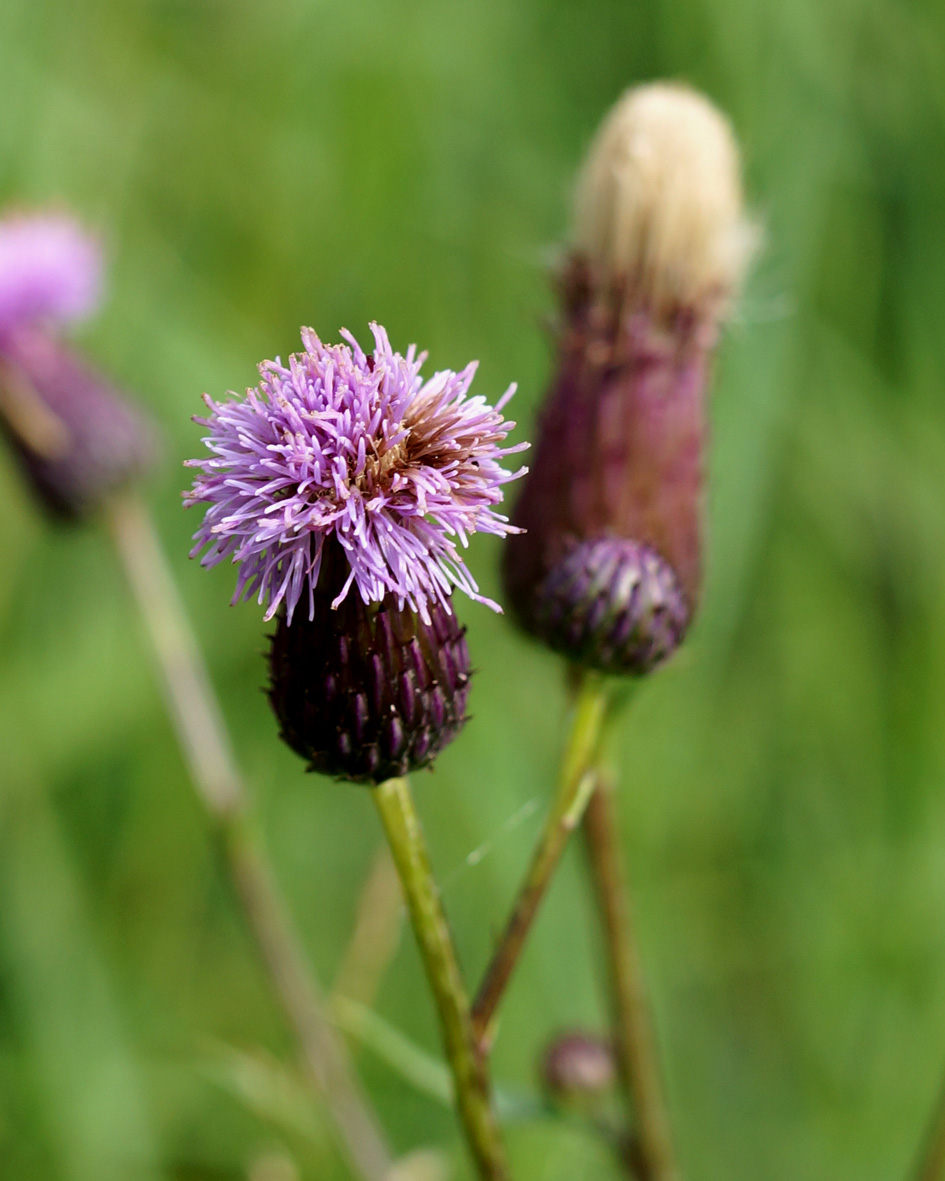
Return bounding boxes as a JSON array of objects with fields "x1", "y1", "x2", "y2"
[
  {"x1": 471, "y1": 671, "x2": 611, "y2": 1047},
  {"x1": 373, "y1": 776, "x2": 509, "y2": 1181},
  {"x1": 105, "y1": 491, "x2": 393, "y2": 1181},
  {"x1": 583, "y1": 764, "x2": 678, "y2": 1181}
]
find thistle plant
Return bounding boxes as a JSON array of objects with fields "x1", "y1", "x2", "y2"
[
  {"x1": 475, "y1": 83, "x2": 756, "y2": 1180},
  {"x1": 0, "y1": 81, "x2": 757, "y2": 1181},
  {"x1": 504, "y1": 83, "x2": 756, "y2": 668},
  {"x1": 183, "y1": 82, "x2": 756, "y2": 1181},
  {"x1": 0, "y1": 210, "x2": 393, "y2": 1181},
  {"x1": 186, "y1": 322, "x2": 527, "y2": 1178}
]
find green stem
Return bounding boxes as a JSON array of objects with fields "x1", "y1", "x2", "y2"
[
  {"x1": 470, "y1": 671, "x2": 611, "y2": 1047},
  {"x1": 105, "y1": 492, "x2": 393, "y2": 1181},
  {"x1": 373, "y1": 777, "x2": 510, "y2": 1181},
  {"x1": 583, "y1": 766, "x2": 678, "y2": 1181}
]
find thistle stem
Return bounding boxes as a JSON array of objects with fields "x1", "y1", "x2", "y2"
[
  {"x1": 583, "y1": 766, "x2": 678, "y2": 1181},
  {"x1": 105, "y1": 492, "x2": 393, "y2": 1181},
  {"x1": 372, "y1": 776, "x2": 510, "y2": 1181},
  {"x1": 471, "y1": 671, "x2": 611, "y2": 1047},
  {"x1": 913, "y1": 1073, "x2": 945, "y2": 1181}
]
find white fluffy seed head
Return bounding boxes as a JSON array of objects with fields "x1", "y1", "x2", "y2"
[{"x1": 573, "y1": 82, "x2": 757, "y2": 318}]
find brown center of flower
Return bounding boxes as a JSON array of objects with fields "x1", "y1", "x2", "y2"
[{"x1": 356, "y1": 436, "x2": 410, "y2": 492}]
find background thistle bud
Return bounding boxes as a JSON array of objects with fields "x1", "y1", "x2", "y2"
[
  {"x1": 503, "y1": 83, "x2": 755, "y2": 674},
  {"x1": 268, "y1": 552, "x2": 471, "y2": 785},
  {"x1": 541, "y1": 1031, "x2": 617, "y2": 1103}
]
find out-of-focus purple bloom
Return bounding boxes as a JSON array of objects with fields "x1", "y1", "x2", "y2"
[
  {"x1": 0, "y1": 210, "x2": 156, "y2": 519},
  {"x1": 185, "y1": 323, "x2": 527, "y2": 625},
  {"x1": 0, "y1": 214, "x2": 102, "y2": 333}
]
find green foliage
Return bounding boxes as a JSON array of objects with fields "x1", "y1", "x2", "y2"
[{"x1": 1, "y1": 0, "x2": 945, "y2": 1177}]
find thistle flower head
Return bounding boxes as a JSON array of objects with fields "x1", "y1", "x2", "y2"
[
  {"x1": 532, "y1": 538, "x2": 690, "y2": 675},
  {"x1": 573, "y1": 82, "x2": 756, "y2": 319},
  {"x1": 186, "y1": 323, "x2": 527, "y2": 625},
  {"x1": 503, "y1": 82, "x2": 756, "y2": 675},
  {"x1": 0, "y1": 213, "x2": 103, "y2": 332}
]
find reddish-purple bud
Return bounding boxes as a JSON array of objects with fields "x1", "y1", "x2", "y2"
[
  {"x1": 503, "y1": 84, "x2": 755, "y2": 674},
  {"x1": 541, "y1": 1031, "x2": 617, "y2": 1102}
]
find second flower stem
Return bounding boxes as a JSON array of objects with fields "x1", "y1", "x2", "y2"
[
  {"x1": 373, "y1": 776, "x2": 509, "y2": 1181},
  {"x1": 106, "y1": 493, "x2": 392, "y2": 1181},
  {"x1": 583, "y1": 766, "x2": 678, "y2": 1181},
  {"x1": 471, "y1": 671, "x2": 611, "y2": 1048}
]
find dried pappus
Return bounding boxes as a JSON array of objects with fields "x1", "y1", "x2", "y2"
[{"x1": 573, "y1": 82, "x2": 757, "y2": 320}]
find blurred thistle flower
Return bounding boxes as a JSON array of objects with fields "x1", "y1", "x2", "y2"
[
  {"x1": 503, "y1": 83, "x2": 756, "y2": 675},
  {"x1": 186, "y1": 323, "x2": 527, "y2": 783},
  {"x1": 0, "y1": 211, "x2": 156, "y2": 519},
  {"x1": 0, "y1": 213, "x2": 103, "y2": 329}
]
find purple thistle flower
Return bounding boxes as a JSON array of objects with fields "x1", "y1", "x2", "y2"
[
  {"x1": 185, "y1": 323, "x2": 528, "y2": 625},
  {"x1": 0, "y1": 213, "x2": 103, "y2": 333}
]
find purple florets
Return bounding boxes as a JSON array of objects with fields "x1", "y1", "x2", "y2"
[
  {"x1": 0, "y1": 214, "x2": 102, "y2": 332},
  {"x1": 185, "y1": 323, "x2": 528, "y2": 624}
]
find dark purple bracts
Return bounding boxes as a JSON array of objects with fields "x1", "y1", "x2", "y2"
[
  {"x1": 268, "y1": 554, "x2": 471, "y2": 785},
  {"x1": 532, "y1": 536, "x2": 690, "y2": 676}
]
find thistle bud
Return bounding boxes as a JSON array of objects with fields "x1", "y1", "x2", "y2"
[
  {"x1": 0, "y1": 213, "x2": 156, "y2": 519},
  {"x1": 533, "y1": 538, "x2": 689, "y2": 674},
  {"x1": 541, "y1": 1031, "x2": 617, "y2": 1103},
  {"x1": 503, "y1": 83, "x2": 755, "y2": 674}
]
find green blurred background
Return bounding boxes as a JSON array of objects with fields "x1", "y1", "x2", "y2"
[{"x1": 1, "y1": 0, "x2": 945, "y2": 1177}]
